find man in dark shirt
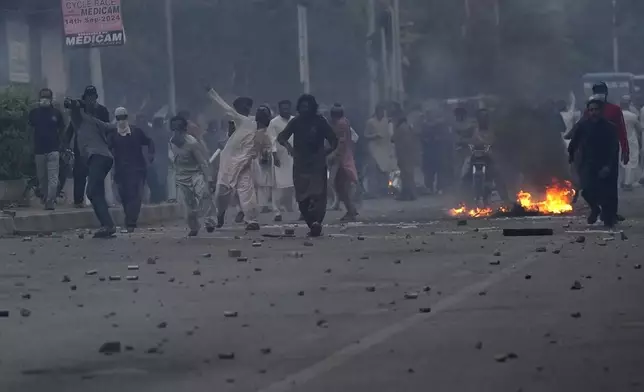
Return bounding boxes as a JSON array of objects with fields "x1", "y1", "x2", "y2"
[
  {"x1": 65, "y1": 85, "x2": 110, "y2": 207},
  {"x1": 277, "y1": 94, "x2": 338, "y2": 237},
  {"x1": 109, "y1": 107, "x2": 155, "y2": 232},
  {"x1": 29, "y1": 88, "x2": 65, "y2": 210},
  {"x1": 568, "y1": 96, "x2": 620, "y2": 228}
]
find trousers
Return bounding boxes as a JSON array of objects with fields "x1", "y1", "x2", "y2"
[
  {"x1": 35, "y1": 151, "x2": 59, "y2": 206},
  {"x1": 86, "y1": 154, "x2": 115, "y2": 228},
  {"x1": 117, "y1": 170, "x2": 145, "y2": 228}
]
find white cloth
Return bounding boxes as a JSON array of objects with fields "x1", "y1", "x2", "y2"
[
  {"x1": 622, "y1": 110, "x2": 639, "y2": 171},
  {"x1": 208, "y1": 89, "x2": 259, "y2": 189},
  {"x1": 267, "y1": 115, "x2": 294, "y2": 189},
  {"x1": 252, "y1": 127, "x2": 274, "y2": 187}
]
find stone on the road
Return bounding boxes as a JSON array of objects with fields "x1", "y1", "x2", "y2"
[
  {"x1": 489, "y1": 260, "x2": 501, "y2": 266},
  {"x1": 475, "y1": 341, "x2": 483, "y2": 350},
  {"x1": 316, "y1": 319, "x2": 329, "y2": 328},
  {"x1": 218, "y1": 352, "x2": 235, "y2": 360},
  {"x1": 284, "y1": 228, "x2": 295, "y2": 236},
  {"x1": 0, "y1": 310, "x2": 9, "y2": 317},
  {"x1": 404, "y1": 292, "x2": 419, "y2": 300},
  {"x1": 157, "y1": 322, "x2": 168, "y2": 329},
  {"x1": 193, "y1": 269, "x2": 201, "y2": 276},
  {"x1": 126, "y1": 276, "x2": 139, "y2": 281},
  {"x1": 635, "y1": 264, "x2": 642, "y2": 270},
  {"x1": 22, "y1": 237, "x2": 33, "y2": 242},
  {"x1": 366, "y1": 286, "x2": 376, "y2": 292},
  {"x1": 21, "y1": 293, "x2": 31, "y2": 299},
  {"x1": 237, "y1": 257, "x2": 248, "y2": 263},
  {"x1": 85, "y1": 270, "x2": 98, "y2": 276},
  {"x1": 223, "y1": 311, "x2": 238, "y2": 318},
  {"x1": 287, "y1": 251, "x2": 304, "y2": 258},
  {"x1": 620, "y1": 231, "x2": 628, "y2": 241},
  {"x1": 303, "y1": 241, "x2": 314, "y2": 247},
  {"x1": 575, "y1": 236, "x2": 586, "y2": 244},
  {"x1": 419, "y1": 307, "x2": 431, "y2": 313},
  {"x1": 61, "y1": 275, "x2": 71, "y2": 283},
  {"x1": 252, "y1": 242, "x2": 262, "y2": 247},
  {"x1": 571, "y1": 280, "x2": 583, "y2": 290},
  {"x1": 493, "y1": 250, "x2": 501, "y2": 257},
  {"x1": 98, "y1": 341, "x2": 121, "y2": 354},
  {"x1": 20, "y1": 308, "x2": 31, "y2": 317},
  {"x1": 146, "y1": 257, "x2": 157, "y2": 265},
  {"x1": 109, "y1": 276, "x2": 122, "y2": 281},
  {"x1": 127, "y1": 265, "x2": 139, "y2": 271},
  {"x1": 228, "y1": 249, "x2": 242, "y2": 258},
  {"x1": 535, "y1": 246, "x2": 547, "y2": 252},
  {"x1": 570, "y1": 312, "x2": 582, "y2": 318},
  {"x1": 202, "y1": 253, "x2": 212, "y2": 258},
  {"x1": 260, "y1": 347, "x2": 272, "y2": 355}
]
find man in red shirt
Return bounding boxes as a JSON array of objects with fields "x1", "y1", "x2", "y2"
[
  {"x1": 584, "y1": 82, "x2": 628, "y2": 223},
  {"x1": 589, "y1": 82, "x2": 629, "y2": 165}
]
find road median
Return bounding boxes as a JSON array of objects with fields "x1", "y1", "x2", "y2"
[{"x1": 0, "y1": 203, "x2": 182, "y2": 236}]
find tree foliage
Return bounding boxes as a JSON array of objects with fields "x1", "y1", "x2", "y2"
[{"x1": 0, "y1": 87, "x2": 35, "y2": 180}]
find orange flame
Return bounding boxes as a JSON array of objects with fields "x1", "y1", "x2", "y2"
[
  {"x1": 449, "y1": 181, "x2": 574, "y2": 218},
  {"x1": 449, "y1": 205, "x2": 494, "y2": 218},
  {"x1": 517, "y1": 181, "x2": 574, "y2": 214}
]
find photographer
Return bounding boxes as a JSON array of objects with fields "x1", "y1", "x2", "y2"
[
  {"x1": 64, "y1": 86, "x2": 110, "y2": 208},
  {"x1": 64, "y1": 96, "x2": 116, "y2": 238}
]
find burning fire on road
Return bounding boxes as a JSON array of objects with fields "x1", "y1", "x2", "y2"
[{"x1": 449, "y1": 181, "x2": 575, "y2": 218}]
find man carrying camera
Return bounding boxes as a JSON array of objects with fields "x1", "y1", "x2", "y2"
[
  {"x1": 64, "y1": 95, "x2": 116, "y2": 238},
  {"x1": 64, "y1": 85, "x2": 110, "y2": 208}
]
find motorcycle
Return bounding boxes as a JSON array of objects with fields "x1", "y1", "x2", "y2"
[{"x1": 468, "y1": 143, "x2": 492, "y2": 206}]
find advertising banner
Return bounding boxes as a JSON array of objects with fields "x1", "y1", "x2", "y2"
[{"x1": 62, "y1": 0, "x2": 125, "y2": 48}]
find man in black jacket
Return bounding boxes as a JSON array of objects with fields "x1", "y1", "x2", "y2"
[
  {"x1": 65, "y1": 85, "x2": 110, "y2": 207},
  {"x1": 568, "y1": 95, "x2": 620, "y2": 228}
]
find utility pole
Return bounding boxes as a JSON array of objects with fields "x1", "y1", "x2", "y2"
[
  {"x1": 612, "y1": 0, "x2": 619, "y2": 72},
  {"x1": 366, "y1": 0, "x2": 379, "y2": 114},
  {"x1": 390, "y1": 0, "x2": 404, "y2": 104},
  {"x1": 165, "y1": 0, "x2": 177, "y2": 115},
  {"x1": 297, "y1": 3, "x2": 311, "y2": 93}
]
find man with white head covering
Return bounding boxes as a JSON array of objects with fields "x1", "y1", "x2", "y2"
[
  {"x1": 619, "y1": 95, "x2": 641, "y2": 190},
  {"x1": 108, "y1": 107, "x2": 155, "y2": 232}
]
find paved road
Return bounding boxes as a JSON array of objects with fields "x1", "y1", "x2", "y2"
[{"x1": 1, "y1": 195, "x2": 644, "y2": 392}]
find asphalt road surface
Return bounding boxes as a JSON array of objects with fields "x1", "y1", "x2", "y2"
[{"x1": 2, "y1": 195, "x2": 644, "y2": 392}]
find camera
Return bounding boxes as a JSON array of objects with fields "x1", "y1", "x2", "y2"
[{"x1": 63, "y1": 98, "x2": 85, "y2": 110}]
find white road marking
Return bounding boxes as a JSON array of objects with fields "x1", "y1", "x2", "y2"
[{"x1": 257, "y1": 249, "x2": 548, "y2": 392}]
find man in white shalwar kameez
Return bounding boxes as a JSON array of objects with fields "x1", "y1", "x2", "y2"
[
  {"x1": 620, "y1": 95, "x2": 641, "y2": 190},
  {"x1": 267, "y1": 100, "x2": 295, "y2": 222},
  {"x1": 364, "y1": 103, "x2": 397, "y2": 196},
  {"x1": 207, "y1": 88, "x2": 260, "y2": 231}
]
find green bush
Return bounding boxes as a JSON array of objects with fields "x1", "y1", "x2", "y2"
[{"x1": 0, "y1": 86, "x2": 35, "y2": 181}]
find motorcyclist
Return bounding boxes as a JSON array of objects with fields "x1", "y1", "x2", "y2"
[{"x1": 460, "y1": 108, "x2": 509, "y2": 203}]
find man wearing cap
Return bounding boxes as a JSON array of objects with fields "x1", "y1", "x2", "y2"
[
  {"x1": 108, "y1": 107, "x2": 155, "y2": 232},
  {"x1": 65, "y1": 85, "x2": 111, "y2": 208}
]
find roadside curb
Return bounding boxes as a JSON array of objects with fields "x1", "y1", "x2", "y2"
[{"x1": 1, "y1": 203, "x2": 183, "y2": 236}]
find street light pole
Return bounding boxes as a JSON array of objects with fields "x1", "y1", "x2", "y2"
[
  {"x1": 612, "y1": 0, "x2": 619, "y2": 72},
  {"x1": 297, "y1": 3, "x2": 311, "y2": 94},
  {"x1": 165, "y1": 0, "x2": 177, "y2": 115}
]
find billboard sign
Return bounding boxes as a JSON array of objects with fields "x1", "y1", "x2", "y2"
[{"x1": 62, "y1": 0, "x2": 125, "y2": 48}]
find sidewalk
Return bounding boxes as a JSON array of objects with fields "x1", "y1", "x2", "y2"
[{"x1": 0, "y1": 203, "x2": 183, "y2": 236}]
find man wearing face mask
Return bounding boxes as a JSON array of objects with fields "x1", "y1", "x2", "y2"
[
  {"x1": 28, "y1": 88, "x2": 66, "y2": 210},
  {"x1": 108, "y1": 107, "x2": 155, "y2": 232},
  {"x1": 65, "y1": 85, "x2": 110, "y2": 208}
]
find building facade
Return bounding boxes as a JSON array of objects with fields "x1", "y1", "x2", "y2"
[{"x1": 0, "y1": 0, "x2": 68, "y2": 97}]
